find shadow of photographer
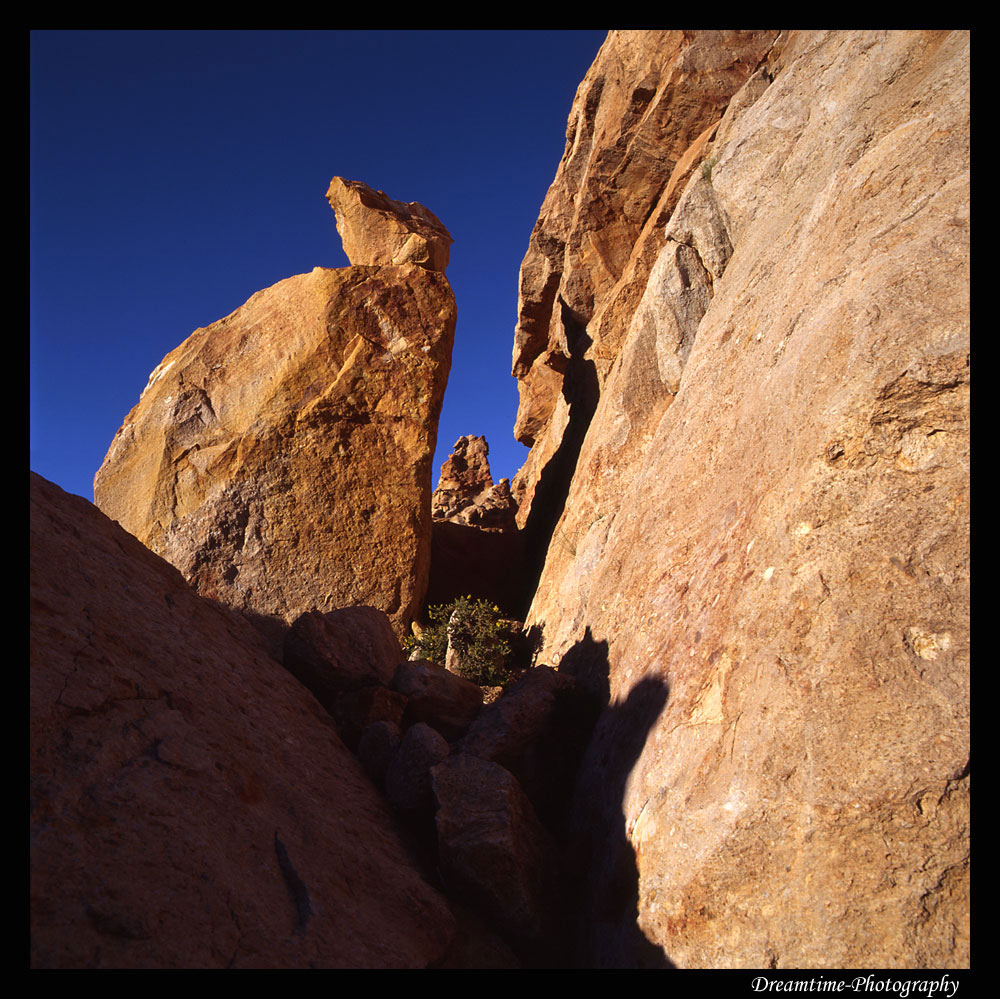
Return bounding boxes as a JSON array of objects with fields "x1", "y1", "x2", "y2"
[{"x1": 557, "y1": 627, "x2": 674, "y2": 968}]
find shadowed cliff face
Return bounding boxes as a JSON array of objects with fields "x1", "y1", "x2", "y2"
[
  {"x1": 558, "y1": 632, "x2": 673, "y2": 968},
  {"x1": 514, "y1": 29, "x2": 969, "y2": 968}
]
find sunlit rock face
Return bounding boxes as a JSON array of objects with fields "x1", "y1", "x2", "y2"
[
  {"x1": 94, "y1": 178, "x2": 456, "y2": 648},
  {"x1": 515, "y1": 30, "x2": 969, "y2": 968}
]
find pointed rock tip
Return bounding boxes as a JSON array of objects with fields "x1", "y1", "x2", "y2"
[{"x1": 326, "y1": 176, "x2": 453, "y2": 272}]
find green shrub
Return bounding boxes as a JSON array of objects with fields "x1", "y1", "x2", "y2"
[{"x1": 405, "y1": 595, "x2": 513, "y2": 687}]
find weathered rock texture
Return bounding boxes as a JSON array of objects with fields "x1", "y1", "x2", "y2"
[
  {"x1": 29, "y1": 472, "x2": 458, "y2": 968},
  {"x1": 327, "y1": 176, "x2": 453, "y2": 272},
  {"x1": 517, "y1": 30, "x2": 970, "y2": 968},
  {"x1": 431, "y1": 435, "x2": 516, "y2": 530},
  {"x1": 427, "y1": 436, "x2": 525, "y2": 613},
  {"x1": 94, "y1": 178, "x2": 456, "y2": 649},
  {"x1": 511, "y1": 30, "x2": 778, "y2": 552}
]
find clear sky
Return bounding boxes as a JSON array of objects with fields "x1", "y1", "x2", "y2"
[{"x1": 30, "y1": 29, "x2": 607, "y2": 501}]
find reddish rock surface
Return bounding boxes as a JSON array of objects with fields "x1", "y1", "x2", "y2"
[
  {"x1": 94, "y1": 179, "x2": 456, "y2": 650},
  {"x1": 515, "y1": 30, "x2": 970, "y2": 968},
  {"x1": 30, "y1": 472, "x2": 457, "y2": 968},
  {"x1": 390, "y1": 659, "x2": 483, "y2": 741}
]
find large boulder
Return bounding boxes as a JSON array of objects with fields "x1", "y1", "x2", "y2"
[
  {"x1": 29, "y1": 472, "x2": 456, "y2": 968},
  {"x1": 431, "y1": 754, "x2": 557, "y2": 947},
  {"x1": 390, "y1": 659, "x2": 483, "y2": 741},
  {"x1": 516, "y1": 30, "x2": 970, "y2": 968},
  {"x1": 94, "y1": 178, "x2": 456, "y2": 651}
]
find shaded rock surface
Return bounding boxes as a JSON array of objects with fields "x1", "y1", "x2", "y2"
[
  {"x1": 457, "y1": 665, "x2": 596, "y2": 836},
  {"x1": 432, "y1": 753, "x2": 558, "y2": 948},
  {"x1": 385, "y1": 722, "x2": 451, "y2": 818},
  {"x1": 390, "y1": 659, "x2": 483, "y2": 741},
  {"x1": 29, "y1": 472, "x2": 457, "y2": 969},
  {"x1": 94, "y1": 179, "x2": 456, "y2": 651},
  {"x1": 516, "y1": 29, "x2": 970, "y2": 968}
]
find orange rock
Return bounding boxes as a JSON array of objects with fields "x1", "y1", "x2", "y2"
[
  {"x1": 516, "y1": 30, "x2": 969, "y2": 968},
  {"x1": 94, "y1": 180, "x2": 456, "y2": 648}
]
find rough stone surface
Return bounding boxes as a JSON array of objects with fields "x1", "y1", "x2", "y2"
[
  {"x1": 385, "y1": 722, "x2": 451, "y2": 817},
  {"x1": 432, "y1": 754, "x2": 557, "y2": 945},
  {"x1": 427, "y1": 435, "x2": 525, "y2": 613},
  {"x1": 457, "y1": 665, "x2": 595, "y2": 833},
  {"x1": 516, "y1": 30, "x2": 970, "y2": 968},
  {"x1": 426, "y1": 520, "x2": 527, "y2": 615},
  {"x1": 94, "y1": 180, "x2": 456, "y2": 651},
  {"x1": 327, "y1": 176, "x2": 453, "y2": 272},
  {"x1": 283, "y1": 606, "x2": 402, "y2": 695},
  {"x1": 29, "y1": 472, "x2": 456, "y2": 969},
  {"x1": 431, "y1": 435, "x2": 517, "y2": 531},
  {"x1": 390, "y1": 659, "x2": 483, "y2": 741},
  {"x1": 511, "y1": 30, "x2": 778, "y2": 536},
  {"x1": 357, "y1": 720, "x2": 402, "y2": 787}
]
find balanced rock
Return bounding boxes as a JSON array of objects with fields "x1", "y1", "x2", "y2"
[
  {"x1": 30, "y1": 472, "x2": 456, "y2": 968},
  {"x1": 327, "y1": 176, "x2": 453, "y2": 271},
  {"x1": 94, "y1": 179, "x2": 456, "y2": 649},
  {"x1": 517, "y1": 30, "x2": 969, "y2": 968}
]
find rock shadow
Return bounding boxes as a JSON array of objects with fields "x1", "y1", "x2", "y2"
[
  {"x1": 517, "y1": 300, "x2": 600, "y2": 617},
  {"x1": 557, "y1": 628, "x2": 674, "y2": 968}
]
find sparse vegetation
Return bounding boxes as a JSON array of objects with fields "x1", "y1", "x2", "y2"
[
  {"x1": 701, "y1": 153, "x2": 719, "y2": 182},
  {"x1": 405, "y1": 595, "x2": 513, "y2": 687}
]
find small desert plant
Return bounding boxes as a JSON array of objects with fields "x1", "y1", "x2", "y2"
[
  {"x1": 405, "y1": 595, "x2": 513, "y2": 687},
  {"x1": 701, "y1": 154, "x2": 719, "y2": 182}
]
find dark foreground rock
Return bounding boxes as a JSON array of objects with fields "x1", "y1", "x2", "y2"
[{"x1": 30, "y1": 472, "x2": 457, "y2": 969}]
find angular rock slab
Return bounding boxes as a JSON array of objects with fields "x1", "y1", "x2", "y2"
[
  {"x1": 30, "y1": 472, "x2": 455, "y2": 968},
  {"x1": 95, "y1": 203, "x2": 456, "y2": 646}
]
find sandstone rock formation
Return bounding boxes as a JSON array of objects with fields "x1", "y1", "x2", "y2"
[
  {"x1": 327, "y1": 176, "x2": 453, "y2": 272},
  {"x1": 94, "y1": 178, "x2": 456, "y2": 650},
  {"x1": 511, "y1": 30, "x2": 778, "y2": 551},
  {"x1": 29, "y1": 472, "x2": 458, "y2": 968},
  {"x1": 515, "y1": 30, "x2": 970, "y2": 968},
  {"x1": 431, "y1": 435, "x2": 517, "y2": 530},
  {"x1": 426, "y1": 436, "x2": 525, "y2": 613}
]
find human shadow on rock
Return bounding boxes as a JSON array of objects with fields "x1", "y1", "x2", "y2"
[{"x1": 558, "y1": 628, "x2": 674, "y2": 968}]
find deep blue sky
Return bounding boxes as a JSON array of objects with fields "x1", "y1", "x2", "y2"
[{"x1": 30, "y1": 29, "x2": 607, "y2": 501}]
